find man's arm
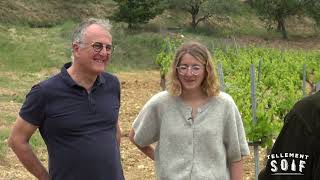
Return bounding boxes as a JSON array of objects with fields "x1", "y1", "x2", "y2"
[
  {"x1": 129, "y1": 129, "x2": 154, "y2": 160},
  {"x1": 230, "y1": 159, "x2": 244, "y2": 180},
  {"x1": 8, "y1": 116, "x2": 49, "y2": 180}
]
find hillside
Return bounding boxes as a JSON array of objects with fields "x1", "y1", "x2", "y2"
[
  {"x1": 0, "y1": 0, "x2": 319, "y2": 73},
  {"x1": 0, "y1": 0, "x2": 116, "y2": 27},
  {"x1": 0, "y1": 0, "x2": 318, "y2": 39}
]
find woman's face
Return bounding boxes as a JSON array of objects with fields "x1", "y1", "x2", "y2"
[{"x1": 176, "y1": 53, "x2": 206, "y2": 93}]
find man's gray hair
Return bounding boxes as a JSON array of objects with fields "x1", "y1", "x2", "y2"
[
  {"x1": 72, "y1": 18, "x2": 112, "y2": 44},
  {"x1": 71, "y1": 18, "x2": 112, "y2": 61}
]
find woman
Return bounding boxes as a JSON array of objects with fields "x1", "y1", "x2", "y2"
[{"x1": 129, "y1": 42, "x2": 249, "y2": 180}]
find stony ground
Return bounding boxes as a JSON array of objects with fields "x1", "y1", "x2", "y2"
[{"x1": 0, "y1": 70, "x2": 266, "y2": 180}]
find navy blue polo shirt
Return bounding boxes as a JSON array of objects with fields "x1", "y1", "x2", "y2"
[{"x1": 20, "y1": 62, "x2": 124, "y2": 180}]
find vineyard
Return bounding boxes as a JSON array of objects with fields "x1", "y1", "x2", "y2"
[{"x1": 156, "y1": 37, "x2": 320, "y2": 150}]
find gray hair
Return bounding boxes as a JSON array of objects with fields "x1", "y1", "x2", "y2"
[
  {"x1": 71, "y1": 18, "x2": 112, "y2": 61},
  {"x1": 72, "y1": 18, "x2": 112, "y2": 44}
]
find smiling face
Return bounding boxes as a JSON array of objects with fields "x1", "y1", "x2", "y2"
[
  {"x1": 177, "y1": 53, "x2": 206, "y2": 93},
  {"x1": 168, "y1": 42, "x2": 220, "y2": 97},
  {"x1": 73, "y1": 24, "x2": 112, "y2": 75}
]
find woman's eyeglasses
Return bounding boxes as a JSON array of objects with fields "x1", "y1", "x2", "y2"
[{"x1": 176, "y1": 64, "x2": 204, "y2": 75}]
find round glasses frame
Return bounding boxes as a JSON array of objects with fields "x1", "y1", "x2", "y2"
[
  {"x1": 176, "y1": 64, "x2": 204, "y2": 76},
  {"x1": 91, "y1": 42, "x2": 114, "y2": 54},
  {"x1": 81, "y1": 42, "x2": 114, "y2": 54}
]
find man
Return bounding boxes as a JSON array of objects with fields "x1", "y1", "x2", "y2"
[
  {"x1": 8, "y1": 18, "x2": 124, "y2": 180},
  {"x1": 259, "y1": 91, "x2": 320, "y2": 180}
]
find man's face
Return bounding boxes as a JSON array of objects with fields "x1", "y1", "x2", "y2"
[{"x1": 73, "y1": 24, "x2": 113, "y2": 75}]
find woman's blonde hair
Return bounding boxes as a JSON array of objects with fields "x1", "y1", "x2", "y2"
[{"x1": 167, "y1": 41, "x2": 220, "y2": 97}]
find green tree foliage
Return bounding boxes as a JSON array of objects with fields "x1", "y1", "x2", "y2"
[
  {"x1": 112, "y1": 0, "x2": 165, "y2": 29},
  {"x1": 304, "y1": 0, "x2": 320, "y2": 26},
  {"x1": 168, "y1": 0, "x2": 241, "y2": 30},
  {"x1": 253, "y1": 0, "x2": 319, "y2": 39}
]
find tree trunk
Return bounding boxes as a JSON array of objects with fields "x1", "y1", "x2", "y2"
[
  {"x1": 246, "y1": 0, "x2": 254, "y2": 7},
  {"x1": 160, "y1": 74, "x2": 166, "y2": 91},
  {"x1": 277, "y1": 18, "x2": 288, "y2": 39},
  {"x1": 279, "y1": 19, "x2": 288, "y2": 39},
  {"x1": 191, "y1": 14, "x2": 197, "y2": 30},
  {"x1": 276, "y1": 20, "x2": 282, "y2": 32},
  {"x1": 190, "y1": 4, "x2": 200, "y2": 30}
]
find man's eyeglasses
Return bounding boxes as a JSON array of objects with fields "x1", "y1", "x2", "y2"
[
  {"x1": 84, "y1": 42, "x2": 114, "y2": 54},
  {"x1": 176, "y1": 64, "x2": 204, "y2": 75}
]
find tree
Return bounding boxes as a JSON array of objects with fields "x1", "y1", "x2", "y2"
[
  {"x1": 168, "y1": 0, "x2": 241, "y2": 30},
  {"x1": 253, "y1": 0, "x2": 307, "y2": 39},
  {"x1": 304, "y1": 0, "x2": 320, "y2": 27},
  {"x1": 112, "y1": 0, "x2": 165, "y2": 29}
]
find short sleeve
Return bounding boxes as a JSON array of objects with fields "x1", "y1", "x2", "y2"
[
  {"x1": 223, "y1": 97, "x2": 250, "y2": 163},
  {"x1": 132, "y1": 95, "x2": 162, "y2": 147},
  {"x1": 19, "y1": 84, "x2": 46, "y2": 126}
]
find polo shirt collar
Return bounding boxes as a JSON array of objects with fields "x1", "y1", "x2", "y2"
[
  {"x1": 96, "y1": 72, "x2": 106, "y2": 86},
  {"x1": 60, "y1": 62, "x2": 106, "y2": 88}
]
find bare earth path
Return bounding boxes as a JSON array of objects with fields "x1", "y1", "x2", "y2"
[{"x1": 0, "y1": 70, "x2": 266, "y2": 180}]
